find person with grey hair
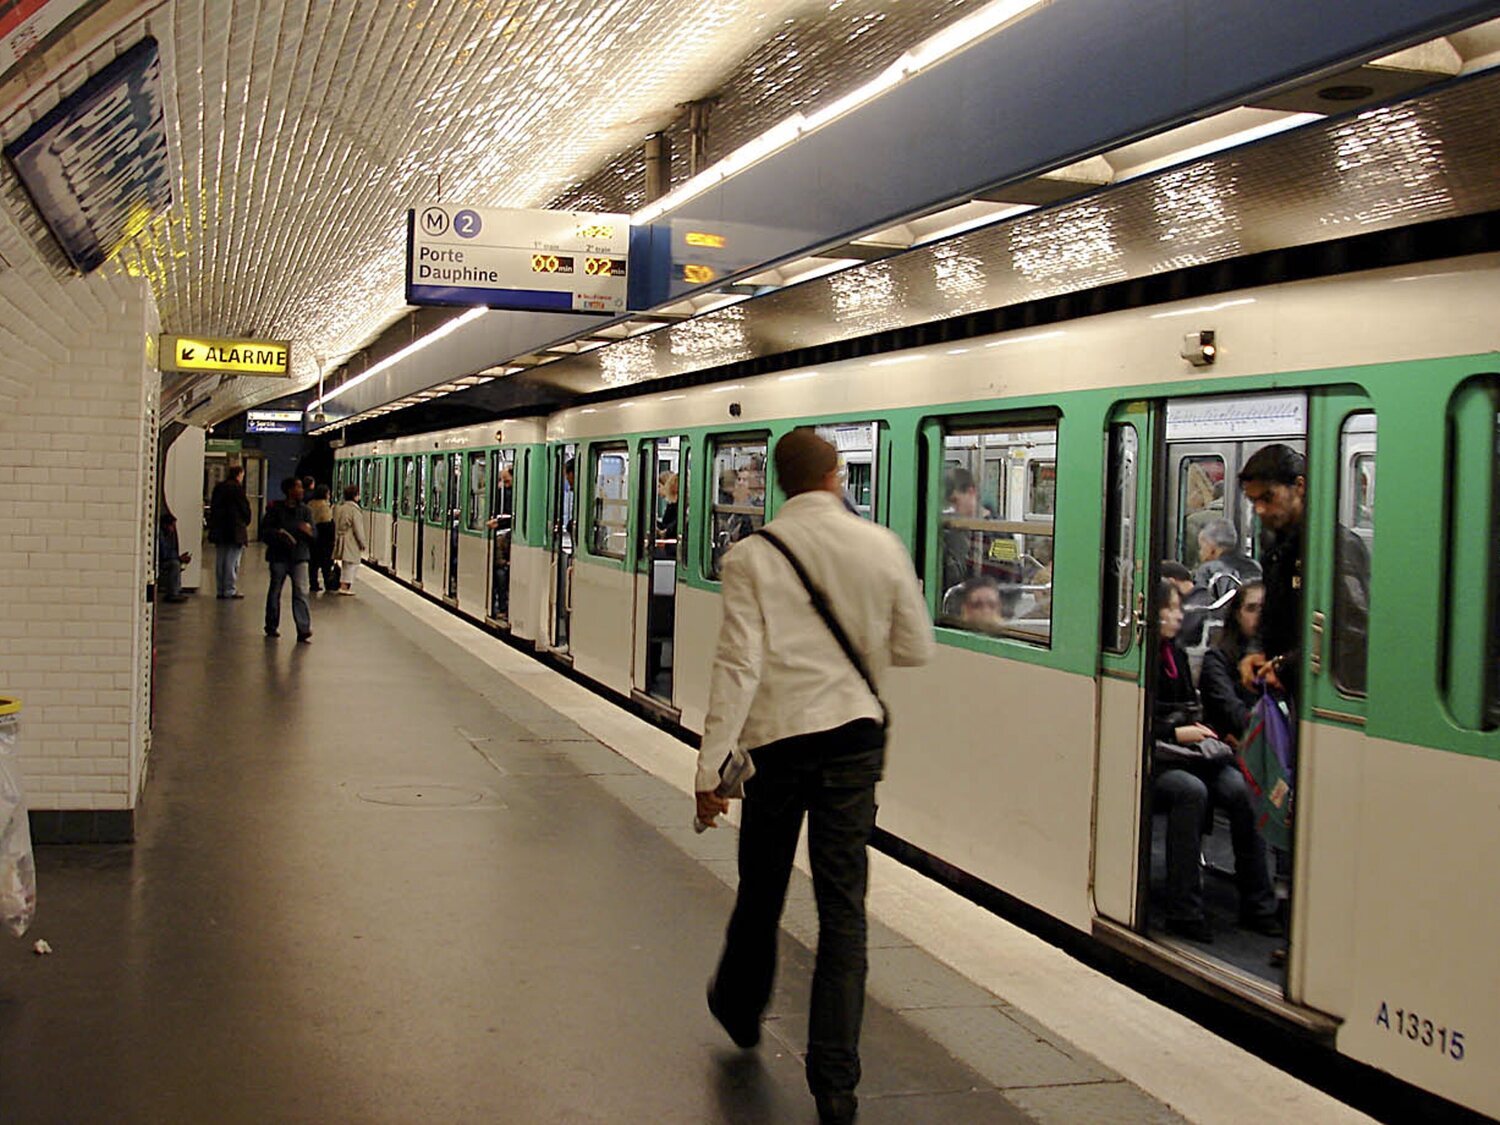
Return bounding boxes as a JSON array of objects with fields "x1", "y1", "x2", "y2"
[{"x1": 1192, "y1": 516, "x2": 1262, "y2": 603}]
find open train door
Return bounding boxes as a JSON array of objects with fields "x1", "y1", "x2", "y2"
[
  {"x1": 630, "y1": 436, "x2": 684, "y2": 715},
  {"x1": 548, "y1": 443, "x2": 578, "y2": 655},
  {"x1": 1091, "y1": 400, "x2": 1159, "y2": 928}
]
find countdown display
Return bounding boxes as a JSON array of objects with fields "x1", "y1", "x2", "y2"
[{"x1": 406, "y1": 204, "x2": 629, "y2": 314}]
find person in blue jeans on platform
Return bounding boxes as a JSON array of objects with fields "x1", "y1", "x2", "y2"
[
  {"x1": 697, "y1": 428, "x2": 933, "y2": 1125},
  {"x1": 260, "y1": 477, "x2": 315, "y2": 642}
]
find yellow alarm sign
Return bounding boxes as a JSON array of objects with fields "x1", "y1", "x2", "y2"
[{"x1": 160, "y1": 334, "x2": 291, "y2": 376}]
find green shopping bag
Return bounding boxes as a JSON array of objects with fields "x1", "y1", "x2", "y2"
[{"x1": 1236, "y1": 690, "x2": 1294, "y2": 852}]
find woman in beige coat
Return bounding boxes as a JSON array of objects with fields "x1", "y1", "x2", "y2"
[{"x1": 333, "y1": 484, "x2": 368, "y2": 595}]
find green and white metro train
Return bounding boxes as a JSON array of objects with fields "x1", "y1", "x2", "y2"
[{"x1": 337, "y1": 251, "x2": 1500, "y2": 1118}]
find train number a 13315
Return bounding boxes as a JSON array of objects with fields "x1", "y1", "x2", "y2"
[{"x1": 1376, "y1": 1002, "x2": 1466, "y2": 1061}]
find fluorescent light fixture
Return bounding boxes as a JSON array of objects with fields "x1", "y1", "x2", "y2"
[
  {"x1": 1150, "y1": 298, "x2": 1255, "y2": 319},
  {"x1": 915, "y1": 203, "x2": 1036, "y2": 245},
  {"x1": 1122, "y1": 113, "x2": 1324, "y2": 180},
  {"x1": 630, "y1": 0, "x2": 1045, "y2": 226},
  {"x1": 946, "y1": 348, "x2": 972, "y2": 355},
  {"x1": 310, "y1": 307, "x2": 488, "y2": 409}
]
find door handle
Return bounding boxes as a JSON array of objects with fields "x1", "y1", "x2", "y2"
[
  {"x1": 1132, "y1": 591, "x2": 1146, "y2": 645},
  {"x1": 1309, "y1": 610, "x2": 1325, "y2": 675}
]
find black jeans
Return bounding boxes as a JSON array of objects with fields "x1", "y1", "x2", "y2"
[
  {"x1": 1154, "y1": 761, "x2": 1276, "y2": 922},
  {"x1": 711, "y1": 719, "x2": 884, "y2": 1098}
]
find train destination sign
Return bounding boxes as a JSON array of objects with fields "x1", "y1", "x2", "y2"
[
  {"x1": 245, "y1": 410, "x2": 302, "y2": 435},
  {"x1": 406, "y1": 204, "x2": 629, "y2": 314},
  {"x1": 160, "y1": 334, "x2": 291, "y2": 376}
]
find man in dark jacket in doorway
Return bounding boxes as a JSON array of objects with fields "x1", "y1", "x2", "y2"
[
  {"x1": 208, "y1": 463, "x2": 252, "y2": 598},
  {"x1": 260, "y1": 477, "x2": 315, "y2": 642}
]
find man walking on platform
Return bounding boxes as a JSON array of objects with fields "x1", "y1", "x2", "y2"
[
  {"x1": 697, "y1": 428, "x2": 933, "y2": 1125},
  {"x1": 207, "y1": 463, "x2": 251, "y2": 598},
  {"x1": 260, "y1": 477, "x2": 315, "y2": 642}
]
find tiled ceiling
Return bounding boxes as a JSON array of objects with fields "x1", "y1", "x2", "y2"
[{"x1": 0, "y1": 0, "x2": 986, "y2": 423}]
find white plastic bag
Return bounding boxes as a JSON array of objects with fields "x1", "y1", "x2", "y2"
[{"x1": 0, "y1": 709, "x2": 36, "y2": 938}]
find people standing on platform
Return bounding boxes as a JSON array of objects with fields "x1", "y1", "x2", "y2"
[
  {"x1": 307, "y1": 485, "x2": 336, "y2": 593},
  {"x1": 260, "y1": 477, "x2": 315, "y2": 642},
  {"x1": 156, "y1": 508, "x2": 191, "y2": 603},
  {"x1": 207, "y1": 463, "x2": 250, "y2": 599},
  {"x1": 698, "y1": 428, "x2": 933, "y2": 1125},
  {"x1": 333, "y1": 484, "x2": 367, "y2": 596}
]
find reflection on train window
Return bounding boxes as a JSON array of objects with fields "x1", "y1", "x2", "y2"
[
  {"x1": 939, "y1": 419, "x2": 1057, "y2": 645},
  {"x1": 361, "y1": 460, "x2": 375, "y2": 508},
  {"x1": 590, "y1": 445, "x2": 630, "y2": 559},
  {"x1": 1333, "y1": 413, "x2": 1376, "y2": 696},
  {"x1": 466, "y1": 452, "x2": 488, "y2": 531},
  {"x1": 1102, "y1": 425, "x2": 1139, "y2": 655},
  {"x1": 401, "y1": 458, "x2": 416, "y2": 518},
  {"x1": 814, "y1": 421, "x2": 880, "y2": 519},
  {"x1": 1178, "y1": 455, "x2": 1226, "y2": 568},
  {"x1": 708, "y1": 435, "x2": 768, "y2": 579}
]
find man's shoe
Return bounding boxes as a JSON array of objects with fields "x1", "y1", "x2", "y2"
[
  {"x1": 228, "y1": 593, "x2": 244, "y2": 599},
  {"x1": 1164, "y1": 915, "x2": 1214, "y2": 943},
  {"x1": 297, "y1": 633, "x2": 312, "y2": 644},
  {"x1": 814, "y1": 1092, "x2": 858, "y2": 1124},
  {"x1": 1240, "y1": 911, "x2": 1285, "y2": 937},
  {"x1": 706, "y1": 981, "x2": 759, "y2": 1049},
  {"x1": 265, "y1": 629, "x2": 279, "y2": 638}
]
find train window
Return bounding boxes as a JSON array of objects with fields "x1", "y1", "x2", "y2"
[
  {"x1": 1027, "y1": 459, "x2": 1056, "y2": 519},
  {"x1": 1177, "y1": 455, "x2": 1226, "y2": 569},
  {"x1": 939, "y1": 419, "x2": 1057, "y2": 646},
  {"x1": 707, "y1": 435, "x2": 768, "y2": 579},
  {"x1": 1442, "y1": 377, "x2": 1500, "y2": 730},
  {"x1": 466, "y1": 452, "x2": 488, "y2": 531},
  {"x1": 400, "y1": 458, "x2": 416, "y2": 518},
  {"x1": 589, "y1": 444, "x2": 630, "y2": 559},
  {"x1": 1102, "y1": 424, "x2": 1139, "y2": 655},
  {"x1": 428, "y1": 456, "x2": 445, "y2": 523},
  {"x1": 814, "y1": 422, "x2": 880, "y2": 520},
  {"x1": 1331, "y1": 413, "x2": 1375, "y2": 696}
]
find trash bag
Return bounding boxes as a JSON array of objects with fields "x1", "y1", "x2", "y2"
[
  {"x1": 0, "y1": 711, "x2": 36, "y2": 938},
  {"x1": 1236, "y1": 689, "x2": 1295, "y2": 852}
]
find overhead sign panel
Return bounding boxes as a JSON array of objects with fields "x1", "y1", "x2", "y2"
[
  {"x1": 245, "y1": 410, "x2": 302, "y2": 435},
  {"x1": 3, "y1": 37, "x2": 171, "y2": 274},
  {"x1": 406, "y1": 205, "x2": 629, "y2": 315},
  {"x1": 160, "y1": 334, "x2": 291, "y2": 376}
]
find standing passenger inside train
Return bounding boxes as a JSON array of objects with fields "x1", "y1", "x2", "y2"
[
  {"x1": 1193, "y1": 518, "x2": 1262, "y2": 602},
  {"x1": 699, "y1": 429, "x2": 933, "y2": 1125},
  {"x1": 1152, "y1": 580, "x2": 1279, "y2": 943},
  {"x1": 207, "y1": 462, "x2": 250, "y2": 599},
  {"x1": 1238, "y1": 445, "x2": 1306, "y2": 698},
  {"x1": 260, "y1": 477, "x2": 315, "y2": 641},
  {"x1": 656, "y1": 470, "x2": 679, "y2": 546},
  {"x1": 333, "y1": 484, "x2": 367, "y2": 596},
  {"x1": 1199, "y1": 581, "x2": 1265, "y2": 744}
]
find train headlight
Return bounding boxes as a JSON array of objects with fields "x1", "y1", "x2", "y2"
[{"x1": 1181, "y1": 330, "x2": 1217, "y2": 367}]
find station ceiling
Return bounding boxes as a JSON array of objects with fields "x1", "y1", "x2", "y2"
[{"x1": 0, "y1": 0, "x2": 984, "y2": 427}]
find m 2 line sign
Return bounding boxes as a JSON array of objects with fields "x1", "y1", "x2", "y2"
[
  {"x1": 160, "y1": 334, "x2": 291, "y2": 376},
  {"x1": 3, "y1": 36, "x2": 171, "y2": 274},
  {"x1": 406, "y1": 204, "x2": 629, "y2": 314}
]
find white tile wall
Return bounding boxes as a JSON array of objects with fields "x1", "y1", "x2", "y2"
[{"x1": 0, "y1": 216, "x2": 159, "y2": 812}]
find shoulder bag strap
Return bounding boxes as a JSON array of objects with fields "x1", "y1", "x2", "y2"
[{"x1": 753, "y1": 527, "x2": 888, "y2": 729}]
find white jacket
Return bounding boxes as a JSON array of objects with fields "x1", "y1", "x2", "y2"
[
  {"x1": 696, "y1": 489, "x2": 934, "y2": 791},
  {"x1": 333, "y1": 500, "x2": 366, "y2": 562}
]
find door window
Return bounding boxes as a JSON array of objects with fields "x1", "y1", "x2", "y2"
[
  {"x1": 814, "y1": 422, "x2": 881, "y2": 520},
  {"x1": 1177, "y1": 455, "x2": 1226, "y2": 568},
  {"x1": 466, "y1": 452, "x2": 488, "y2": 531},
  {"x1": 401, "y1": 458, "x2": 416, "y2": 517},
  {"x1": 589, "y1": 445, "x2": 630, "y2": 559},
  {"x1": 939, "y1": 418, "x2": 1057, "y2": 645},
  {"x1": 708, "y1": 436, "x2": 768, "y2": 579},
  {"x1": 429, "y1": 456, "x2": 445, "y2": 523},
  {"x1": 1102, "y1": 424, "x2": 1139, "y2": 655},
  {"x1": 1332, "y1": 414, "x2": 1375, "y2": 696}
]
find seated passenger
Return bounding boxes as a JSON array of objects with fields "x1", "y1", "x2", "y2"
[
  {"x1": 941, "y1": 466, "x2": 981, "y2": 592},
  {"x1": 1193, "y1": 518, "x2": 1262, "y2": 602},
  {"x1": 1199, "y1": 581, "x2": 1264, "y2": 745},
  {"x1": 952, "y1": 576, "x2": 1004, "y2": 633},
  {"x1": 1151, "y1": 580, "x2": 1280, "y2": 943},
  {"x1": 1161, "y1": 559, "x2": 1209, "y2": 648}
]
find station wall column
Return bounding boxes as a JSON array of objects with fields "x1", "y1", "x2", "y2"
[
  {"x1": 163, "y1": 426, "x2": 206, "y2": 590},
  {"x1": 0, "y1": 254, "x2": 161, "y2": 842}
]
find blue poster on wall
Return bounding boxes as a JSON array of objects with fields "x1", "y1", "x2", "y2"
[{"x1": 3, "y1": 36, "x2": 172, "y2": 274}]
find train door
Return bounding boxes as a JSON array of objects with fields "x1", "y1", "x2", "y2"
[
  {"x1": 1093, "y1": 401, "x2": 1158, "y2": 929},
  {"x1": 414, "y1": 455, "x2": 428, "y2": 586},
  {"x1": 549, "y1": 444, "x2": 578, "y2": 653},
  {"x1": 632, "y1": 436, "x2": 683, "y2": 708},
  {"x1": 487, "y1": 448, "x2": 515, "y2": 624},
  {"x1": 445, "y1": 453, "x2": 462, "y2": 601}
]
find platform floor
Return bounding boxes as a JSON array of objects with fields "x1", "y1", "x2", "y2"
[{"x1": 0, "y1": 555, "x2": 1372, "y2": 1123}]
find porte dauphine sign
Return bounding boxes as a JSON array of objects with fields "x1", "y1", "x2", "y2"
[{"x1": 405, "y1": 204, "x2": 629, "y2": 315}]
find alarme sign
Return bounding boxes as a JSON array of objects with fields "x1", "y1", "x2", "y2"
[{"x1": 160, "y1": 334, "x2": 291, "y2": 376}]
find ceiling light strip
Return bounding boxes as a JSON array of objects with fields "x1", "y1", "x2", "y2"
[{"x1": 309, "y1": 307, "x2": 487, "y2": 410}]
